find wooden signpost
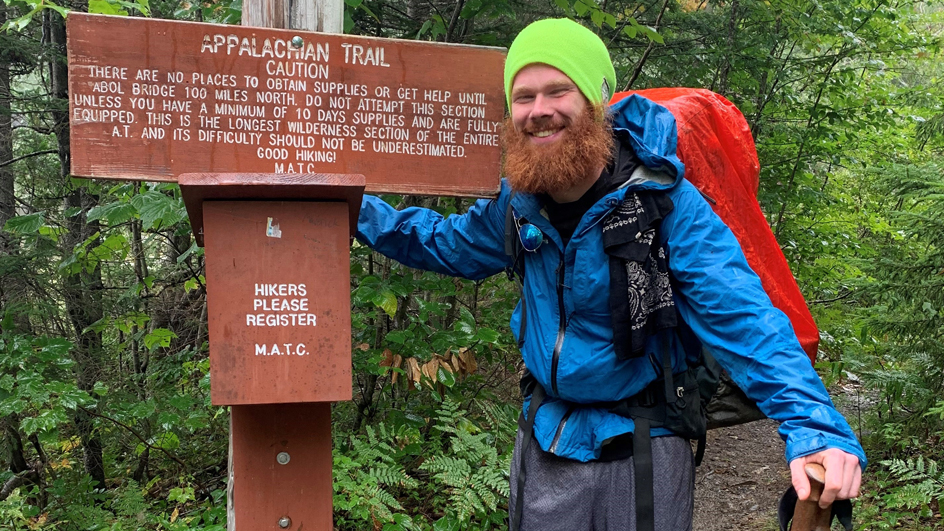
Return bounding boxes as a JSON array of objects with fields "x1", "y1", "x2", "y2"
[
  {"x1": 66, "y1": 11, "x2": 506, "y2": 531},
  {"x1": 67, "y1": 13, "x2": 505, "y2": 196}
]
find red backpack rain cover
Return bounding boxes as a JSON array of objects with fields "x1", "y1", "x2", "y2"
[{"x1": 611, "y1": 88, "x2": 819, "y2": 362}]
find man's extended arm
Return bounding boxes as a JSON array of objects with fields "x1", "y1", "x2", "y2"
[
  {"x1": 355, "y1": 185, "x2": 512, "y2": 280},
  {"x1": 663, "y1": 179, "x2": 865, "y2": 504}
]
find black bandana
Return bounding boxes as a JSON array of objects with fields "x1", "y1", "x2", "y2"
[{"x1": 602, "y1": 191, "x2": 677, "y2": 360}]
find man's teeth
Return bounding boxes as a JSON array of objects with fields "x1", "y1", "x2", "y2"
[{"x1": 533, "y1": 129, "x2": 558, "y2": 138}]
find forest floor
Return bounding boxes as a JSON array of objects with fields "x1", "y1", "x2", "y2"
[
  {"x1": 693, "y1": 418, "x2": 789, "y2": 531},
  {"x1": 693, "y1": 382, "x2": 866, "y2": 531}
]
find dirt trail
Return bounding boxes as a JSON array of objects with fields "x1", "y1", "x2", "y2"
[{"x1": 694, "y1": 418, "x2": 790, "y2": 531}]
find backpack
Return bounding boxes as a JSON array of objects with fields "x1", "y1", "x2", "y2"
[
  {"x1": 612, "y1": 88, "x2": 822, "y2": 429},
  {"x1": 505, "y1": 89, "x2": 819, "y2": 531},
  {"x1": 613, "y1": 88, "x2": 819, "y2": 362}
]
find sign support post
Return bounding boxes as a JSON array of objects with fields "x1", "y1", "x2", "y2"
[
  {"x1": 226, "y1": 4, "x2": 344, "y2": 530},
  {"x1": 179, "y1": 173, "x2": 362, "y2": 531}
]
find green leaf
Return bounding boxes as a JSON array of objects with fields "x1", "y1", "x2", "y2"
[
  {"x1": 623, "y1": 25, "x2": 638, "y2": 39},
  {"x1": 87, "y1": 201, "x2": 136, "y2": 225},
  {"x1": 89, "y1": 0, "x2": 128, "y2": 15},
  {"x1": 83, "y1": 316, "x2": 111, "y2": 334},
  {"x1": 643, "y1": 26, "x2": 664, "y2": 44},
  {"x1": 144, "y1": 328, "x2": 177, "y2": 350},
  {"x1": 168, "y1": 395, "x2": 195, "y2": 411},
  {"x1": 130, "y1": 400, "x2": 157, "y2": 419},
  {"x1": 372, "y1": 289, "x2": 398, "y2": 318},
  {"x1": 0, "y1": 374, "x2": 14, "y2": 392},
  {"x1": 184, "y1": 277, "x2": 201, "y2": 292},
  {"x1": 45, "y1": 3, "x2": 72, "y2": 19},
  {"x1": 131, "y1": 191, "x2": 186, "y2": 230},
  {"x1": 553, "y1": 0, "x2": 570, "y2": 12},
  {"x1": 474, "y1": 328, "x2": 500, "y2": 343},
  {"x1": 590, "y1": 9, "x2": 604, "y2": 28},
  {"x1": 117, "y1": 0, "x2": 150, "y2": 16},
  {"x1": 88, "y1": 233, "x2": 129, "y2": 265},
  {"x1": 167, "y1": 485, "x2": 193, "y2": 503},
  {"x1": 385, "y1": 330, "x2": 410, "y2": 344},
  {"x1": 177, "y1": 242, "x2": 200, "y2": 265},
  {"x1": 38, "y1": 337, "x2": 73, "y2": 360},
  {"x1": 416, "y1": 20, "x2": 432, "y2": 39},
  {"x1": 573, "y1": 0, "x2": 589, "y2": 16},
  {"x1": 433, "y1": 515, "x2": 461, "y2": 531},
  {"x1": 437, "y1": 366, "x2": 456, "y2": 388},
  {"x1": 4, "y1": 212, "x2": 45, "y2": 235},
  {"x1": 158, "y1": 411, "x2": 182, "y2": 430},
  {"x1": 37, "y1": 225, "x2": 62, "y2": 242}
]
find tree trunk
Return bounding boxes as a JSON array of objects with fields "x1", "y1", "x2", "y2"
[
  {"x1": 0, "y1": 2, "x2": 31, "y2": 334},
  {"x1": 48, "y1": 9, "x2": 107, "y2": 489}
]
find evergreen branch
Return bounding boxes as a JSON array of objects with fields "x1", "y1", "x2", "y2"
[
  {"x1": 811, "y1": 290, "x2": 854, "y2": 304},
  {"x1": 0, "y1": 149, "x2": 58, "y2": 167}
]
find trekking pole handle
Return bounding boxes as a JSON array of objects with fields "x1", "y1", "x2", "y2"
[{"x1": 791, "y1": 463, "x2": 832, "y2": 531}]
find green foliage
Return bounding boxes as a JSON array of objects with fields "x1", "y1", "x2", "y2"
[
  {"x1": 0, "y1": 334, "x2": 90, "y2": 439},
  {"x1": 882, "y1": 457, "x2": 944, "y2": 513},
  {"x1": 418, "y1": 399, "x2": 513, "y2": 524},
  {"x1": 334, "y1": 424, "x2": 419, "y2": 526},
  {"x1": 89, "y1": 0, "x2": 151, "y2": 16},
  {"x1": 0, "y1": 0, "x2": 69, "y2": 32},
  {"x1": 333, "y1": 398, "x2": 517, "y2": 530}
]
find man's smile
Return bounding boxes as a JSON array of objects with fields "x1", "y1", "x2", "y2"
[{"x1": 527, "y1": 125, "x2": 566, "y2": 144}]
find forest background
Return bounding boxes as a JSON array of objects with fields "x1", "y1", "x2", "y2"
[{"x1": 0, "y1": 0, "x2": 942, "y2": 529}]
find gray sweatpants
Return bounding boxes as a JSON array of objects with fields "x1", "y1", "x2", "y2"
[{"x1": 509, "y1": 427, "x2": 694, "y2": 531}]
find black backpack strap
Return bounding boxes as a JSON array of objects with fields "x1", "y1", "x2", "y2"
[
  {"x1": 634, "y1": 416, "x2": 654, "y2": 531},
  {"x1": 504, "y1": 191, "x2": 528, "y2": 349},
  {"x1": 660, "y1": 331, "x2": 677, "y2": 406},
  {"x1": 511, "y1": 382, "x2": 545, "y2": 531},
  {"x1": 504, "y1": 190, "x2": 520, "y2": 279},
  {"x1": 634, "y1": 334, "x2": 674, "y2": 531}
]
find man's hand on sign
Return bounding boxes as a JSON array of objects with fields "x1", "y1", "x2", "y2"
[{"x1": 789, "y1": 448, "x2": 861, "y2": 508}]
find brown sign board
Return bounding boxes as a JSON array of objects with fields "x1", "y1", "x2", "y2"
[
  {"x1": 200, "y1": 197, "x2": 355, "y2": 405},
  {"x1": 67, "y1": 13, "x2": 505, "y2": 197}
]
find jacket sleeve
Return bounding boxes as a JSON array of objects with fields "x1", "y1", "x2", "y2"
[
  {"x1": 664, "y1": 180, "x2": 867, "y2": 470},
  {"x1": 354, "y1": 182, "x2": 512, "y2": 280}
]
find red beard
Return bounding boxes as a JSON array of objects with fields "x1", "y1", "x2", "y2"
[{"x1": 501, "y1": 105, "x2": 614, "y2": 195}]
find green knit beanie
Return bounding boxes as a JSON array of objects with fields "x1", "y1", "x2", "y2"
[{"x1": 504, "y1": 18, "x2": 617, "y2": 110}]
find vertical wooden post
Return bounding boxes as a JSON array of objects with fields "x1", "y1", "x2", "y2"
[
  {"x1": 242, "y1": 0, "x2": 343, "y2": 34},
  {"x1": 228, "y1": 6, "x2": 344, "y2": 530}
]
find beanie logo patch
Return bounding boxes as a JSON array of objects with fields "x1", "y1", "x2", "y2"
[{"x1": 601, "y1": 78, "x2": 611, "y2": 103}]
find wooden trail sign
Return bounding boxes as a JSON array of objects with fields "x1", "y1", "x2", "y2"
[{"x1": 67, "y1": 13, "x2": 505, "y2": 196}]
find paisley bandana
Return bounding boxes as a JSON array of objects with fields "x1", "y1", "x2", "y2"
[{"x1": 602, "y1": 191, "x2": 677, "y2": 360}]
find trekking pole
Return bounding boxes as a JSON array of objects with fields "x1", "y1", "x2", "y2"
[{"x1": 790, "y1": 463, "x2": 832, "y2": 531}]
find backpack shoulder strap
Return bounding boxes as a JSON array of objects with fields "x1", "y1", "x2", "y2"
[
  {"x1": 504, "y1": 190, "x2": 528, "y2": 283},
  {"x1": 504, "y1": 190, "x2": 519, "y2": 271},
  {"x1": 503, "y1": 191, "x2": 527, "y2": 348}
]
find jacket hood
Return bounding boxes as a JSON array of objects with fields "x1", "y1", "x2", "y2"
[{"x1": 608, "y1": 94, "x2": 687, "y2": 184}]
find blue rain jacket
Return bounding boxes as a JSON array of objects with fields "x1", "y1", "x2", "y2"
[{"x1": 356, "y1": 94, "x2": 867, "y2": 469}]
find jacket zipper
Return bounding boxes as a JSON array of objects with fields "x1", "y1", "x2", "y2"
[
  {"x1": 549, "y1": 409, "x2": 573, "y2": 454},
  {"x1": 550, "y1": 255, "x2": 566, "y2": 395}
]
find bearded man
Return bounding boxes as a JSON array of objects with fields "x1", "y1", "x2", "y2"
[{"x1": 355, "y1": 18, "x2": 865, "y2": 531}]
